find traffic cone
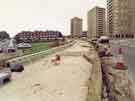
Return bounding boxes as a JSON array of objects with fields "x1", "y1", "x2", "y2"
[
  {"x1": 115, "y1": 48, "x2": 127, "y2": 70},
  {"x1": 51, "y1": 54, "x2": 61, "y2": 65}
]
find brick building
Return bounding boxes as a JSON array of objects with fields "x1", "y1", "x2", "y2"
[{"x1": 15, "y1": 31, "x2": 64, "y2": 43}]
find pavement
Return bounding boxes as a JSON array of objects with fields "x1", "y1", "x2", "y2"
[{"x1": 0, "y1": 41, "x2": 92, "y2": 101}]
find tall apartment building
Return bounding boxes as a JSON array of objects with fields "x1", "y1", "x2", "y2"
[
  {"x1": 87, "y1": 7, "x2": 106, "y2": 39},
  {"x1": 129, "y1": 0, "x2": 135, "y2": 37},
  {"x1": 71, "y1": 17, "x2": 82, "y2": 38},
  {"x1": 107, "y1": 0, "x2": 135, "y2": 39}
]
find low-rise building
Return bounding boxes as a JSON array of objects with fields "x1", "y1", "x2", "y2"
[{"x1": 15, "y1": 30, "x2": 64, "y2": 43}]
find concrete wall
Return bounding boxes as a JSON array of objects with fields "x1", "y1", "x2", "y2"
[{"x1": 83, "y1": 45, "x2": 102, "y2": 101}]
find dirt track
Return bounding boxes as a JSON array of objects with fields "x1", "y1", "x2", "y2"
[{"x1": 0, "y1": 41, "x2": 92, "y2": 101}]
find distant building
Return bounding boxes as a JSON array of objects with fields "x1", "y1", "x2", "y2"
[
  {"x1": 107, "y1": 0, "x2": 135, "y2": 39},
  {"x1": 15, "y1": 31, "x2": 64, "y2": 43},
  {"x1": 80, "y1": 31, "x2": 87, "y2": 38},
  {"x1": 0, "y1": 39, "x2": 17, "y2": 53},
  {"x1": 88, "y1": 7, "x2": 106, "y2": 39},
  {"x1": 71, "y1": 17, "x2": 82, "y2": 38}
]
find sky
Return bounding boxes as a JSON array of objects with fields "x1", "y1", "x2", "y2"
[{"x1": 0, "y1": 0, "x2": 106, "y2": 37}]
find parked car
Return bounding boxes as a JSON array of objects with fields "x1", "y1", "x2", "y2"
[
  {"x1": 0, "y1": 68, "x2": 11, "y2": 85},
  {"x1": 98, "y1": 36, "x2": 110, "y2": 44},
  {"x1": 6, "y1": 61, "x2": 24, "y2": 72}
]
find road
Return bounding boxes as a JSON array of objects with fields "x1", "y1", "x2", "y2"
[
  {"x1": 111, "y1": 40, "x2": 135, "y2": 94},
  {"x1": 0, "y1": 41, "x2": 92, "y2": 101}
]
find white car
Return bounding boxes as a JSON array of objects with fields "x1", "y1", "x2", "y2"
[
  {"x1": 17, "y1": 43, "x2": 32, "y2": 48},
  {"x1": 0, "y1": 68, "x2": 11, "y2": 85}
]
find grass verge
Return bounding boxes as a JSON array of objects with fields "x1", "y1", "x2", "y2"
[{"x1": 23, "y1": 42, "x2": 49, "y2": 55}]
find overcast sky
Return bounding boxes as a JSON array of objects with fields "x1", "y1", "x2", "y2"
[{"x1": 0, "y1": 0, "x2": 106, "y2": 37}]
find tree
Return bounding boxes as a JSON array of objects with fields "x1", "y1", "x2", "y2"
[{"x1": 0, "y1": 31, "x2": 10, "y2": 40}]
